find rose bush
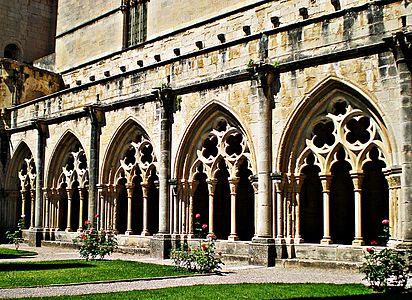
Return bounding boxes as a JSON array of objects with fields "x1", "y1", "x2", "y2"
[
  {"x1": 73, "y1": 214, "x2": 117, "y2": 261},
  {"x1": 360, "y1": 247, "x2": 411, "y2": 293},
  {"x1": 170, "y1": 233, "x2": 224, "y2": 273}
]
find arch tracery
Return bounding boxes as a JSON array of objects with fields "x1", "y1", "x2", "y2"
[{"x1": 278, "y1": 87, "x2": 393, "y2": 246}]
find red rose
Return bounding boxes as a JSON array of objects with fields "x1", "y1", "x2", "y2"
[
  {"x1": 382, "y1": 219, "x2": 389, "y2": 225},
  {"x1": 195, "y1": 213, "x2": 201, "y2": 219},
  {"x1": 201, "y1": 243, "x2": 207, "y2": 250},
  {"x1": 217, "y1": 251, "x2": 222, "y2": 255},
  {"x1": 85, "y1": 220, "x2": 91, "y2": 225},
  {"x1": 366, "y1": 247, "x2": 373, "y2": 253},
  {"x1": 202, "y1": 224, "x2": 208, "y2": 230},
  {"x1": 187, "y1": 248, "x2": 191, "y2": 252},
  {"x1": 370, "y1": 240, "x2": 378, "y2": 245},
  {"x1": 95, "y1": 214, "x2": 100, "y2": 219}
]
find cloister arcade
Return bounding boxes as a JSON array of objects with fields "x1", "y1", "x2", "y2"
[{"x1": 6, "y1": 85, "x2": 395, "y2": 248}]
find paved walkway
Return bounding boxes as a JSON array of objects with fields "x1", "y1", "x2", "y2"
[{"x1": 0, "y1": 244, "x2": 365, "y2": 299}]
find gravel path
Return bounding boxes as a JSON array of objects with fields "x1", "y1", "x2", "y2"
[{"x1": 0, "y1": 244, "x2": 364, "y2": 299}]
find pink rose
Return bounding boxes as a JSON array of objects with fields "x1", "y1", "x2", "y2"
[
  {"x1": 195, "y1": 213, "x2": 201, "y2": 219},
  {"x1": 95, "y1": 214, "x2": 100, "y2": 219},
  {"x1": 382, "y1": 219, "x2": 389, "y2": 225},
  {"x1": 202, "y1": 224, "x2": 208, "y2": 230},
  {"x1": 370, "y1": 240, "x2": 378, "y2": 245},
  {"x1": 85, "y1": 220, "x2": 91, "y2": 225}
]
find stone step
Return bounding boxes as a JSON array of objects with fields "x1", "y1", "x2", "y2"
[
  {"x1": 41, "y1": 240, "x2": 78, "y2": 249},
  {"x1": 276, "y1": 258, "x2": 361, "y2": 271},
  {"x1": 115, "y1": 246, "x2": 150, "y2": 256}
]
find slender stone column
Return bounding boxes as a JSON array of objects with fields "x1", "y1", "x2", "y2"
[
  {"x1": 29, "y1": 189, "x2": 35, "y2": 229},
  {"x1": 141, "y1": 182, "x2": 150, "y2": 236},
  {"x1": 181, "y1": 180, "x2": 188, "y2": 235},
  {"x1": 170, "y1": 179, "x2": 179, "y2": 235},
  {"x1": 125, "y1": 184, "x2": 134, "y2": 235},
  {"x1": 294, "y1": 175, "x2": 304, "y2": 244},
  {"x1": 385, "y1": 169, "x2": 402, "y2": 244},
  {"x1": 206, "y1": 178, "x2": 217, "y2": 233},
  {"x1": 43, "y1": 188, "x2": 50, "y2": 230},
  {"x1": 97, "y1": 185, "x2": 106, "y2": 230},
  {"x1": 274, "y1": 177, "x2": 284, "y2": 242},
  {"x1": 20, "y1": 190, "x2": 26, "y2": 220},
  {"x1": 320, "y1": 174, "x2": 333, "y2": 244},
  {"x1": 85, "y1": 106, "x2": 104, "y2": 221},
  {"x1": 286, "y1": 183, "x2": 293, "y2": 242},
  {"x1": 112, "y1": 186, "x2": 119, "y2": 233},
  {"x1": 188, "y1": 181, "x2": 198, "y2": 237},
  {"x1": 78, "y1": 188, "x2": 85, "y2": 232},
  {"x1": 249, "y1": 175, "x2": 258, "y2": 237},
  {"x1": 228, "y1": 177, "x2": 239, "y2": 241},
  {"x1": 66, "y1": 188, "x2": 73, "y2": 232},
  {"x1": 351, "y1": 173, "x2": 364, "y2": 246}
]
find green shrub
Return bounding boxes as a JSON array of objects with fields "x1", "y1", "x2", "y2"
[
  {"x1": 73, "y1": 214, "x2": 117, "y2": 261},
  {"x1": 170, "y1": 233, "x2": 224, "y2": 273},
  {"x1": 360, "y1": 247, "x2": 411, "y2": 293},
  {"x1": 5, "y1": 219, "x2": 25, "y2": 250}
]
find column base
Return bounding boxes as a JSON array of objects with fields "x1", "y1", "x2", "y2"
[
  {"x1": 150, "y1": 234, "x2": 172, "y2": 259},
  {"x1": 141, "y1": 230, "x2": 150, "y2": 236},
  {"x1": 228, "y1": 234, "x2": 239, "y2": 241},
  {"x1": 294, "y1": 237, "x2": 304, "y2": 244},
  {"x1": 321, "y1": 238, "x2": 333, "y2": 245},
  {"x1": 27, "y1": 228, "x2": 44, "y2": 247},
  {"x1": 125, "y1": 230, "x2": 134, "y2": 236},
  {"x1": 65, "y1": 228, "x2": 73, "y2": 232},
  {"x1": 352, "y1": 238, "x2": 365, "y2": 246},
  {"x1": 249, "y1": 237, "x2": 276, "y2": 266}
]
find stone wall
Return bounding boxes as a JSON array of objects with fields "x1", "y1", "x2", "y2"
[
  {"x1": 0, "y1": 59, "x2": 63, "y2": 109},
  {"x1": 0, "y1": 0, "x2": 57, "y2": 63}
]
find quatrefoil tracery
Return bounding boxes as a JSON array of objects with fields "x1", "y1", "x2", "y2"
[
  {"x1": 116, "y1": 137, "x2": 157, "y2": 185},
  {"x1": 18, "y1": 157, "x2": 36, "y2": 191},
  {"x1": 297, "y1": 100, "x2": 388, "y2": 175},
  {"x1": 59, "y1": 148, "x2": 89, "y2": 189},
  {"x1": 191, "y1": 118, "x2": 251, "y2": 180}
]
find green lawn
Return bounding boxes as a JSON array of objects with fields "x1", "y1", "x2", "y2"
[
  {"x1": 19, "y1": 283, "x2": 410, "y2": 300},
  {"x1": 0, "y1": 259, "x2": 190, "y2": 288},
  {"x1": 0, "y1": 247, "x2": 37, "y2": 259}
]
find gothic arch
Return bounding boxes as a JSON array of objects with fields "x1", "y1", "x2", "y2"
[
  {"x1": 277, "y1": 77, "x2": 394, "y2": 173},
  {"x1": 99, "y1": 118, "x2": 158, "y2": 235},
  {"x1": 4, "y1": 141, "x2": 35, "y2": 229},
  {"x1": 277, "y1": 78, "x2": 393, "y2": 246},
  {"x1": 174, "y1": 101, "x2": 255, "y2": 241},
  {"x1": 45, "y1": 131, "x2": 88, "y2": 232},
  {"x1": 175, "y1": 100, "x2": 256, "y2": 179},
  {"x1": 101, "y1": 118, "x2": 154, "y2": 185}
]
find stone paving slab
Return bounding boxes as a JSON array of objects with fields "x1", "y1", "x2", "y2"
[{"x1": 0, "y1": 244, "x2": 365, "y2": 299}]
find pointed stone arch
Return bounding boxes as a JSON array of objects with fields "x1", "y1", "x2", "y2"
[
  {"x1": 46, "y1": 131, "x2": 88, "y2": 232},
  {"x1": 3, "y1": 141, "x2": 35, "y2": 229},
  {"x1": 99, "y1": 118, "x2": 158, "y2": 235},
  {"x1": 276, "y1": 77, "x2": 393, "y2": 246},
  {"x1": 174, "y1": 101, "x2": 255, "y2": 241}
]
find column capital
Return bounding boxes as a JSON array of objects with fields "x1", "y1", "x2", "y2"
[
  {"x1": 228, "y1": 177, "x2": 240, "y2": 195},
  {"x1": 350, "y1": 172, "x2": 364, "y2": 191},
  {"x1": 248, "y1": 62, "x2": 281, "y2": 107}
]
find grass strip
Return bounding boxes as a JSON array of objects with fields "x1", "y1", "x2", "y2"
[
  {"x1": 17, "y1": 283, "x2": 406, "y2": 300},
  {"x1": 0, "y1": 259, "x2": 190, "y2": 288},
  {"x1": 0, "y1": 247, "x2": 37, "y2": 259}
]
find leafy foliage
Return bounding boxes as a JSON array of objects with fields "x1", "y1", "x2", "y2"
[
  {"x1": 73, "y1": 215, "x2": 117, "y2": 261},
  {"x1": 360, "y1": 247, "x2": 411, "y2": 292},
  {"x1": 5, "y1": 219, "x2": 25, "y2": 250},
  {"x1": 170, "y1": 233, "x2": 223, "y2": 273}
]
